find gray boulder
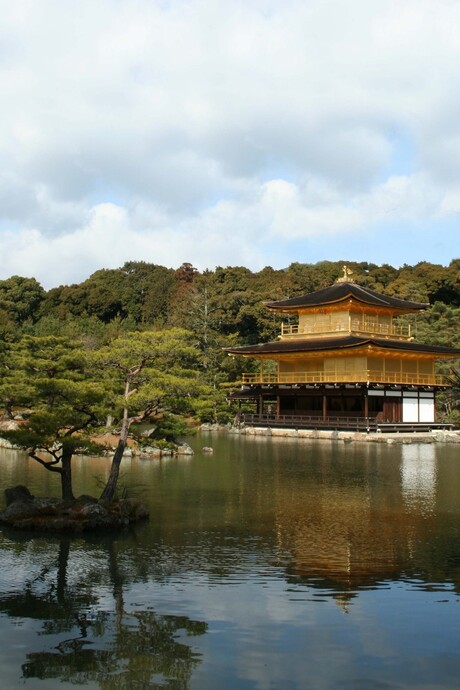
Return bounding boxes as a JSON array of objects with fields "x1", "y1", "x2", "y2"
[{"x1": 4, "y1": 485, "x2": 34, "y2": 506}]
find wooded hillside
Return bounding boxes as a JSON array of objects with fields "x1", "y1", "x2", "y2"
[{"x1": 1, "y1": 259, "x2": 459, "y2": 423}]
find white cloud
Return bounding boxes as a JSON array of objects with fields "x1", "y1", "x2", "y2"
[{"x1": 0, "y1": 0, "x2": 460, "y2": 288}]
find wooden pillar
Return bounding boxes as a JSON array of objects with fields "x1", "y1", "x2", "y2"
[
  {"x1": 322, "y1": 393, "x2": 327, "y2": 420},
  {"x1": 364, "y1": 393, "x2": 369, "y2": 420}
]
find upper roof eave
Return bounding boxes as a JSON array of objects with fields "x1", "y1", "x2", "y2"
[{"x1": 265, "y1": 282, "x2": 429, "y2": 312}]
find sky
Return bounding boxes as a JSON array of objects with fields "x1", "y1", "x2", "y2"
[{"x1": 0, "y1": 0, "x2": 459, "y2": 290}]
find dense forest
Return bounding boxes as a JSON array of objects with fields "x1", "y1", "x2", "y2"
[{"x1": 1, "y1": 259, "x2": 460, "y2": 428}]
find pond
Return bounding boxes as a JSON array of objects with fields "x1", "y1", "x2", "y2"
[{"x1": 1, "y1": 433, "x2": 460, "y2": 689}]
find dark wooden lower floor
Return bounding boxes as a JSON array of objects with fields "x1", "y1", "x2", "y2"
[
  {"x1": 229, "y1": 382, "x2": 449, "y2": 430},
  {"x1": 237, "y1": 413, "x2": 453, "y2": 433}
]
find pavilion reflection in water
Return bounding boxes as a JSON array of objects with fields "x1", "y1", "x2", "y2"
[{"x1": 272, "y1": 444, "x2": 444, "y2": 608}]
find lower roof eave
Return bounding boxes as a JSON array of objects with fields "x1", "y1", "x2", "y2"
[
  {"x1": 229, "y1": 382, "x2": 443, "y2": 398},
  {"x1": 224, "y1": 335, "x2": 460, "y2": 358}
]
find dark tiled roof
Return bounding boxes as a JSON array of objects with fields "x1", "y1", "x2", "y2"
[
  {"x1": 224, "y1": 335, "x2": 460, "y2": 357},
  {"x1": 265, "y1": 282, "x2": 428, "y2": 312}
]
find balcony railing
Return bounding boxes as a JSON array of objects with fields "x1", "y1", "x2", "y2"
[
  {"x1": 240, "y1": 413, "x2": 376, "y2": 431},
  {"x1": 281, "y1": 320, "x2": 412, "y2": 340},
  {"x1": 241, "y1": 370, "x2": 447, "y2": 386},
  {"x1": 238, "y1": 413, "x2": 454, "y2": 433}
]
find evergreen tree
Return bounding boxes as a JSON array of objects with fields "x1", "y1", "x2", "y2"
[
  {"x1": 3, "y1": 336, "x2": 105, "y2": 500},
  {"x1": 0, "y1": 275, "x2": 45, "y2": 328},
  {"x1": 93, "y1": 329, "x2": 205, "y2": 502}
]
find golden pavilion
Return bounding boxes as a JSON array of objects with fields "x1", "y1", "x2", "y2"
[{"x1": 226, "y1": 269, "x2": 460, "y2": 431}]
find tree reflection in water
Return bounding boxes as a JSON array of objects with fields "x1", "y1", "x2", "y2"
[{"x1": 0, "y1": 535, "x2": 206, "y2": 689}]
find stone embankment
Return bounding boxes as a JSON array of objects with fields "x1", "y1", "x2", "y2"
[{"x1": 233, "y1": 426, "x2": 460, "y2": 444}]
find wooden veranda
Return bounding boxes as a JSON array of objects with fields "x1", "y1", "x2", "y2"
[{"x1": 237, "y1": 413, "x2": 454, "y2": 434}]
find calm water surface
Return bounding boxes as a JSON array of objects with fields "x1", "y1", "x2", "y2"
[{"x1": 1, "y1": 433, "x2": 460, "y2": 689}]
